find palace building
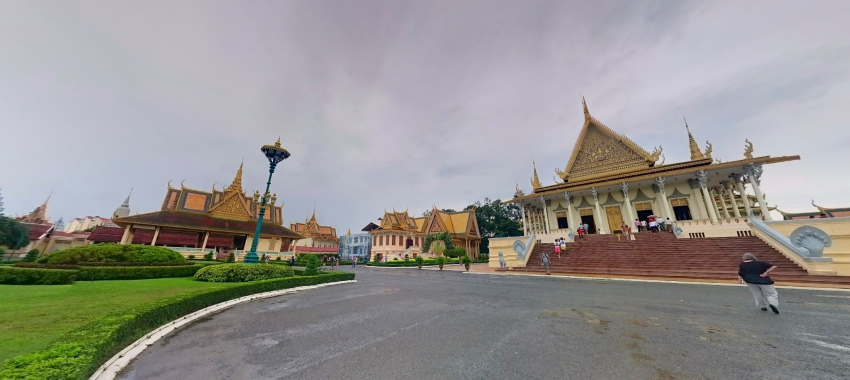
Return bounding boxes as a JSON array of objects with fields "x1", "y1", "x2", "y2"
[
  {"x1": 368, "y1": 207, "x2": 482, "y2": 261},
  {"x1": 510, "y1": 99, "x2": 799, "y2": 239},
  {"x1": 290, "y1": 210, "x2": 339, "y2": 256},
  {"x1": 108, "y1": 163, "x2": 302, "y2": 259},
  {"x1": 339, "y1": 229, "x2": 372, "y2": 261}
]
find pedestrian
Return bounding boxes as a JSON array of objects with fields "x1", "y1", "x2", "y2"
[
  {"x1": 264, "y1": 255, "x2": 269, "y2": 264},
  {"x1": 289, "y1": 255, "x2": 296, "y2": 266},
  {"x1": 541, "y1": 251, "x2": 550, "y2": 275},
  {"x1": 640, "y1": 219, "x2": 647, "y2": 233},
  {"x1": 560, "y1": 237, "x2": 566, "y2": 254},
  {"x1": 322, "y1": 254, "x2": 327, "y2": 271},
  {"x1": 621, "y1": 222, "x2": 630, "y2": 240},
  {"x1": 738, "y1": 253, "x2": 780, "y2": 314},
  {"x1": 553, "y1": 239, "x2": 561, "y2": 258},
  {"x1": 658, "y1": 218, "x2": 666, "y2": 232},
  {"x1": 634, "y1": 219, "x2": 641, "y2": 233},
  {"x1": 352, "y1": 257, "x2": 357, "y2": 268},
  {"x1": 665, "y1": 217, "x2": 672, "y2": 232},
  {"x1": 582, "y1": 222, "x2": 589, "y2": 235},
  {"x1": 649, "y1": 219, "x2": 658, "y2": 233},
  {"x1": 576, "y1": 226, "x2": 583, "y2": 239}
]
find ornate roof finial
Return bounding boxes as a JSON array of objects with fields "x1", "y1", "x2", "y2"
[
  {"x1": 582, "y1": 96, "x2": 590, "y2": 119},
  {"x1": 704, "y1": 140, "x2": 713, "y2": 159},
  {"x1": 275, "y1": 137, "x2": 281, "y2": 147},
  {"x1": 227, "y1": 161, "x2": 245, "y2": 193},
  {"x1": 312, "y1": 203, "x2": 317, "y2": 220},
  {"x1": 744, "y1": 139, "x2": 754, "y2": 159},
  {"x1": 122, "y1": 188, "x2": 133, "y2": 207},
  {"x1": 346, "y1": 228, "x2": 351, "y2": 236},
  {"x1": 685, "y1": 117, "x2": 706, "y2": 160},
  {"x1": 515, "y1": 183, "x2": 525, "y2": 197},
  {"x1": 531, "y1": 160, "x2": 542, "y2": 190}
]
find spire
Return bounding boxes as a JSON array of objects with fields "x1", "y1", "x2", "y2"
[
  {"x1": 582, "y1": 97, "x2": 590, "y2": 119},
  {"x1": 121, "y1": 188, "x2": 133, "y2": 207},
  {"x1": 685, "y1": 117, "x2": 705, "y2": 161},
  {"x1": 113, "y1": 189, "x2": 132, "y2": 219},
  {"x1": 530, "y1": 160, "x2": 542, "y2": 190},
  {"x1": 226, "y1": 161, "x2": 244, "y2": 192},
  {"x1": 311, "y1": 203, "x2": 316, "y2": 220},
  {"x1": 346, "y1": 228, "x2": 351, "y2": 236}
]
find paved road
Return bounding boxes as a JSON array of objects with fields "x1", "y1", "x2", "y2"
[{"x1": 118, "y1": 268, "x2": 850, "y2": 380}]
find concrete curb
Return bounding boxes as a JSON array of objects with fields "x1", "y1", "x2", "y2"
[
  {"x1": 364, "y1": 264, "x2": 464, "y2": 269},
  {"x1": 89, "y1": 280, "x2": 357, "y2": 380},
  {"x1": 462, "y1": 271, "x2": 850, "y2": 292}
]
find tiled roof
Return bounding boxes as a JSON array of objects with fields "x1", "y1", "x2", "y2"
[
  {"x1": 88, "y1": 226, "x2": 240, "y2": 247},
  {"x1": 294, "y1": 246, "x2": 339, "y2": 253},
  {"x1": 22, "y1": 223, "x2": 53, "y2": 240},
  {"x1": 112, "y1": 211, "x2": 303, "y2": 239}
]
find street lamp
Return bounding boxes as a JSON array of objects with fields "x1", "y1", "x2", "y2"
[{"x1": 245, "y1": 138, "x2": 291, "y2": 264}]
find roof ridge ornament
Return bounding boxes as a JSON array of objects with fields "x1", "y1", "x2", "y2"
[
  {"x1": 685, "y1": 117, "x2": 706, "y2": 160},
  {"x1": 704, "y1": 141, "x2": 713, "y2": 159},
  {"x1": 531, "y1": 160, "x2": 542, "y2": 190},
  {"x1": 744, "y1": 139, "x2": 754, "y2": 159},
  {"x1": 582, "y1": 96, "x2": 590, "y2": 119}
]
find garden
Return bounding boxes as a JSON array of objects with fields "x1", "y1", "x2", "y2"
[{"x1": 0, "y1": 244, "x2": 353, "y2": 380}]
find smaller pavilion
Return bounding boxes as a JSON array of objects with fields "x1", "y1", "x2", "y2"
[
  {"x1": 368, "y1": 207, "x2": 482, "y2": 260},
  {"x1": 290, "y1": 210, "x2": 339, "y2": 256},
  {"x1": 777, "y1": 201, "x2": 850, "y2": 220}
]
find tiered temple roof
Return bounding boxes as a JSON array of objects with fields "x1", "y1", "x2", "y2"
[
  {"x1": 290, "y1": 209, "x2": 339, "y2": 243},
  {"x1": 776, "y1": 201, "x2": 850, "y2": 220}
]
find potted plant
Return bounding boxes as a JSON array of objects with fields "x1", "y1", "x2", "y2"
[
  {"x1": 461, "y1": 255, "x2": 471, "y2": 271},
  {"x1": 415, "y1": 256, "x2": 424, "y2": 269},
  {"x1": 435, "y1": 255, "x2": 447, "y2": 270}
]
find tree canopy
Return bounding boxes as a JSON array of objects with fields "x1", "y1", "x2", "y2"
[
  {"x1": 464, "y1": 198, "x2": 522, "y2": 253},
  {"x1": 0, "y1": 216, "x2": 30, "y2": 249}
]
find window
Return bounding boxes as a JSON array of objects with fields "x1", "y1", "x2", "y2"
[
  {"x1": 555, "y1": 211, "x2": 568, "y2": 229},
  {"x1": 392, "y1": 235, "x2": 396, "y2": 245}
]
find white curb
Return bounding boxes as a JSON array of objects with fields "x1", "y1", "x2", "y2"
[
  {"x1": 89, "y1": 280, "x2": 357, "y2": 380},
  {"x1": 464, "y1": 271, "x2": 850, "y2": 292}
]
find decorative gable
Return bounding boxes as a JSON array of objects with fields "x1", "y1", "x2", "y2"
[{"x1": 209, "y1": 192, "x2": 252, "y2": 221}]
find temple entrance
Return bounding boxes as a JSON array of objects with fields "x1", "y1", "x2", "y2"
[
  {"x1": 232, "y1": 235, "x2": 247, "y2": 250},
  {"x1": 579, "y1": 208, "x2": 596, "y2": 234},
  {"x1": 555, "y1": 211, "x2": 568, "y2": 229},
  {"x1": 635, "y1": 202, "x2": 654, "y2": 224},
  {"x1": 405, "y1": 238, "x2": 413, "y2": 249},
  {"x1": 605, "y1": 206, "x2": 624, "y2": 234},
  {"x1": 671, "y1": 198, "x2": 692, "y2": 221}
]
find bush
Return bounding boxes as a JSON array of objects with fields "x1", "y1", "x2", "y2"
[
  {"x1": 77, "y1": 262, "x2": 195, "y2": 267},
  {"x1": 275, "y1": 256, "x2": 281, "y2": 261},
  {"x1": 194, "y1": 263, "x2": 294, "y2": 282},
  {"x1": 461, "y1": 255, "x2": 472, "y2": 265},
  {"x1": 43, "y1": 244, "x2": 185, "y2": 265},
  {"x1": 203, "y1": 252, "x2": 214, "y2": 260},
  {"x1": 13, "y1": 262, "x2": 80, "y2": 270},
  {"x1": 303, "y1": 254, "x2": 319, "y2": 276},
  {"x1": 0, "y1": 272, "x2": 354, "y2": 380},
  {"x1": 415, "y1": 256, "x2": 424, "y2": 268},
  {"x1": 187, "y1": 255, "x2": 195, "y2": 260},
  {"x1": 77, "y1": 265, "x2": 203, "y2": 281},
  {"x1": 435, "y1": 256, "x2": 448, "y2": 270},
  {"x1": 22, "y1": 249, "x2": 40, "y2": 263},
  {"x1": 0, "y1": 267, "x2": 76, "y2": 285},
  {"x1": 226, "y1": 252, "x2": 235, "y2": 263},
  {"x1": 445, "y1": 247, "x2": 466, "y2": 258}
]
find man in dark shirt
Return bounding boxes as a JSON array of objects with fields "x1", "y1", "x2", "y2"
[{"x1": 738, "y1": 253, "x2": 779, "y2": 314}]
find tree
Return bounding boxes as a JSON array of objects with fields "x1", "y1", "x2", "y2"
[
  {"x1": 304, "y1": 254, "x2": 320, "y2": 275},
  {"x1": 464, "y1": 198, "x2": 523, "y2": 253},
  {"x1": 0, "y1": 216, "x2": 30, "y2": 251},
  {"x1": 23, "y1": 249, "x2": 40, "y2": 262},
  {"x1": 422, "y1": 232, "x2": 453, "y2": 253},
  {"x1": 226, "y1": 252, "x2": 235, "y2": 263}
]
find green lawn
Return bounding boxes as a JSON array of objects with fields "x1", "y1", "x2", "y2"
[{"x1": 0, "y1": 278, "x2": 242, "y2": 364}]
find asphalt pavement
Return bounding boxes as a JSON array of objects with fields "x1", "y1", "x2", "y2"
[{"x1": 117, "y1": 267, "x2": 850, "y2": 380}]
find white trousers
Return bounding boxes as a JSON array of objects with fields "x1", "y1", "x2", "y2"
[{"x1": 747, "y1": 283, "x2": 779, "y2": 308}]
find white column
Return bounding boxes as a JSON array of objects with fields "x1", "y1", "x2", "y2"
[
  {"x1": 564, "y1": 192, "x2": 578, "y2": 232},
  {"x1": 715, "y1": 186, "x2": 731, "y2": 218},
  {"x1": 734, "y1": 176, "x2": 753, "y2": 217},
  {"x1": 150, "y1": 226, "x2": 161, "y2": 246},
  {"x1": 590, "y1": 187, "x2": 605, "y2": 234},
  {"x1": 520, "y1": 203, "x2": 529, "y2": 235},
  {"x1": 655, "y1": 177, "x2": 676, "y2": 221},
  {"x1": 724, "y1": 181, "x2": 741, "y2": 217},
  {"x1": 539, "y1": 196, "x2": 551, "y2": 233},
  {"x1": 697, "y1": 170, "x2": 719, "y2": 224},
  {"x1": 620, "y1": 183, "x2": 636, "y2": 224},
  {"x1": 120, "y1": 224, "x2": 132, "y2": 245},
  {"x1": 200, "y1": 231, "x2": 210, "y2": 250},
  {"x1": 746, "y1": 164, "x2": 772, "y2": 221}
]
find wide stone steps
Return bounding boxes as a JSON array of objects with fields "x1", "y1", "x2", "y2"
[{"x1": 513, "y1": 233, "x2": 850, "y2": 285}]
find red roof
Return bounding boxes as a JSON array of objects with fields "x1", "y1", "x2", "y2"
[
  {"x1": 294, "y1": 246, "x2": 339, "y2": 253},
  {"x1": 88, "y1": 226, "x2": 238, "y2": 248},
  {"x1": 112, "y1": 211, "x2": 302, "y2": 238},
  {"x1": 22, "y1": 223, "x2": 53, "y2": 240}
]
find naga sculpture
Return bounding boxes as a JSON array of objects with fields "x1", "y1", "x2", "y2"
[{"x1": 744, "y1": 139, "x2": 754, "y2": 159}]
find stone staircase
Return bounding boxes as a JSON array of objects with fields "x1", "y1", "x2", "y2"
[{"x1": 513, "y1": 232, "x2": 850, "y2": 285}]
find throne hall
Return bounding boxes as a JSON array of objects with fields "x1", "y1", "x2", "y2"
[{"x1": 509, "y1": 100, "x2": 798, "y2": 240}]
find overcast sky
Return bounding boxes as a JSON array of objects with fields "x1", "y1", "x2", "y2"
[{"x1": 2, "y1": 0, "x2": 849, "y2": 233}]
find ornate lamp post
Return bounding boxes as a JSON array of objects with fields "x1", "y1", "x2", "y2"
[{"x1": 245, "y1": 138, "x2": 291, "y2": 264}]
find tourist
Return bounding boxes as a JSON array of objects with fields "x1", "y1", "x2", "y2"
[
  {"x1": 289, "y1": 256, "x2": 295, "y2": 266},
  {"x1": 560, "y1": 238, "x2": 566, "y2": 254},
  {"x1": 634, "y1": 219, "x2": 641, "y2": 233},
  {"x1": 665, "y1": 217, "x2": 672, "y2": 232},
  {"x1": 640, "y1": 219, "x2": 647, "y2": 232},
  {"x1": 576, "y1": 226, "x2": 583, "y2": 239},
  {"x1": 582, "y1": 222, "x2": 589, "y2": 235},
  {"x1": 621, "y1": 222, "x2": 630, "y2": 240},
  {"x1": 541, "y1": 250, "x2": 550, "y2": 275},
  {"x1": 554, "y1": 239, "x2": 561, "y2": 258},
  {"x1": 322, "y1": 254, "x2": 327, "y2": 270},
  {"x1": 352, "y1": 257, "x2": 357, "y2": 268},
  {"x1": 738, "y1": 253, "x2": 780, "y2": 314},
  {"x1": 658, "y1": 218, "x2": 666, "y2": 232},
  {"x1": 649, "y1": 219, "x2": 658, "y2": 233},
  {"x1": 264, "y1": 255, "x2": 269, "y2": 264}
]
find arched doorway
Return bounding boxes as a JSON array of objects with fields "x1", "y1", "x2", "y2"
[{"x1": 405, "y1": 238, "x2": 413, "y2": 249}]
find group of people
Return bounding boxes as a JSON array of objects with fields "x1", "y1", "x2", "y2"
[
  {"x1": 321, "y1": 254, "x2": 339, "y2": 270},
  {"x1": 575, "y1": 223, "x2": 590, "y2": 238},
  {"x1": 633, "y1": 216, "x2": 671, "y2": 234},
  {"x1": 552, "y1": 238, "x2": 567, "y2": 258}
]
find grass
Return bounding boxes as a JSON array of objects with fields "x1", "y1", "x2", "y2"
[{"x1": 0, "y1": 278, "x2": 241, "y2": 364}]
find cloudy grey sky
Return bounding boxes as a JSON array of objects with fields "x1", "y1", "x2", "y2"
[{"x1": 2, "y1": 0, "x2": 849, "y2": 232}]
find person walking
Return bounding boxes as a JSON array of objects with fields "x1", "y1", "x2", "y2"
[
  {"x1": 738, "y1": 253, "x2": 780, "y2": 314},
  {"x1": 560, "y1": 238, "x2": 567, "y2": 255},
  {"x1": 541, "y1": 251, "x2": 551, "y2": 275},
  {"x1": 322, "y1": 254, "x2": 327, "y2": 271},
  {"x1": 621, "y1": 222, "x2": 631, "y2": 240},
  {"x1": 582, "y1": 222, "x2": 590, "y2": 235},
  {"x1": 640, "y1": 219, "x2": 647, "y2": 233},
  {"x1": 634, "y1": 219, "x2": 641, "y2": 233},
  {"x1": 554, "y1": 239, "x2": 561, "y2": 258}
]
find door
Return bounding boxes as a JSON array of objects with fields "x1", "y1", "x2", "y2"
[
  {"x1": 580, "y1": 215, "x2": 596, "y2": 234},
  {"x1": 406, "y1": 238, "x2": 413, "y2": 249},
  {"x1": 605, "y1": 206, "x2": 624, "y2": 234}
]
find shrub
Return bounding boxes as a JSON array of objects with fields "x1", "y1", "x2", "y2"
[
  {"x1": 77, "y1": 262, "x2": 195, "y2": 267},
  {"x1": 77, "y1": 265, "x2": 203, "y2": 281},
  {"x1": 22, "y1": 249, "x2": 40, "y2": 262},
  {"x1": 445, "y1": 247, "x2": 466, "y2": 258},
  {"x1": 415, "y1": 256, "x2": 424, "y2": 268},
  {"x1": 404, "y1": 254, "x2": 409, "y2": 262},
  {"x1": 275, "y1": 256, "x2": 281, "y2": 261},
  {"x1": 0, "y1": 272, "x2": 354, "y2": 380},
  {"x1": 435, "y1": 256, "x2": 447, "y2": 270},
  {"x1": 194, "y1": 263, "x2": 294, "y2": 282},
  {"x1": 226, "y1": 252, "x2": 235, "y2": 263},
  {"x1": 303, "y1": 254, "x2": 319, "y2": 276},
  {"x1": 0, "y1": 267, "x2": 76, "y2": 285},
  {"x1": 187, "y1": 255, "x2": 195, "y2": 260},
  {"x1": 43, "y1": 244, "x2": 185, "y2": 265},
  {"x1": 461, "y1": 255, "x2": 472, "y2": 265},
  {"x1": 203, "y1": 252, "x2": 214, "y2": 260},
  {"x1": 13, "y1": 262, "x2": 80, "y2": 270}
]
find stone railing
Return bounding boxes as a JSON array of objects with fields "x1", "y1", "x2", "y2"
[
  {"x1": 748, "y1": 218, "x2": 835, "y2": 275},
  {"x1": 529, "y1": 229, "x2": 574, "y2": 244},
  {"x1": 672, "y1": 218, "x2": 754, "y2": 239},
  {"x1": 488, "y1": 234, "x2": 536, "y2": 269}
]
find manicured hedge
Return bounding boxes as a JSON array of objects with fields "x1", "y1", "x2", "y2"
[
  {"x1": 41, "y1": 244, "x2": 185, "y2": 265},
  {"x1": 0, "y1": 272, "x2": 355, "y2": 380},
  {"x1": 12, "y1": 263, "x2": 80, "y2": 270},
  {"x1": 367, "y1": 258, "x2": 461, "y2": 267},
  {"x1": 194, "y1": 263, "x2": 294, "y2": 282},
  {"x1": 77, "y1": 265, "x2": 204, "y2": 281},
  {"x1": 0, "y1": 267, "x2": 77, "y2": 285},
  {"x1": 78, "y1": 261, "x2": 195, "y2": 267}
]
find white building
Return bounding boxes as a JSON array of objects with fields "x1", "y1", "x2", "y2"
[
  {"x1": 338, "y1": 229, "x2": 372, "y2": 260},
  {"x1": 64, "y1": 216, "x2": 111, "y2": 233}
]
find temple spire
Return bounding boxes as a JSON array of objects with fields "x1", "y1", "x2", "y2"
[
  {"x1": 685, "y1": 117, "x2": 705, "y2": 160},
  {"x1": 227, "y1": 161, "x2": 244, "y2": 193},
  {"x1": 122, "y1": 188, "x2": 133, "y2": 207},
  {"x1": 582, "y1": 97, "x2": 590, "y2": 119},
  {"x1": 531, "y1": 160, "x2": 542, "y2": 190}
]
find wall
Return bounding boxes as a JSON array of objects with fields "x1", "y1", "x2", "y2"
[
  {"x1": 764, "y1": 217, "x2": 850, "y2": 276},
  {"x1": 674, "y1": 218, "x2": 753, "y2": 238},
  {"x1": 488, "y1": 235, "x2": 536, "y2": 269}
]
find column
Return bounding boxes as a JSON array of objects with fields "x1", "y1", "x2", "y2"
[
  {"x1": 120, "y1": 224, "x2": 132, "y2": 244},
  {"x1": 620, "y1": 183, "x2": 636, "y2": 224},
  {"x1": 745, "y1": 164, "x2": 772, "y2": 220},
  {"x1": 590, "y1": 187, "x2": 605, "y2": 234},
  {"x1": 734, "y1": 176, "x2": 753, "y2": 217},
  {"x1": 150, "y1": 226, "x2": 161, "y2": 246},
  {"x1": 539, "y1": 196, "x2": 551, "y2": 233},
  {"x1": 697, "y1": 170, "x2": 719, "y2": 224},
  {"x1": 688, "y1": 180, "x2": 708, "y2": 220},
  {"x1": 723, "y1": 181, "x2": 741, "y2": 217},
  {"x1": 654, "y1": 177, "x2": 676, "y2": 221},
  {"x1": 563, "y1": 192, "x2": 578, "y2": 232},
  {"x1": 520, "y1": 203, "x2": 529, "y2": 235},
  {"x1": 200, "y1": 231, "x2": 210, "y2": 250},
  {"x1": 715, "y1": 186, "x2": 731, "y2": 218}
]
